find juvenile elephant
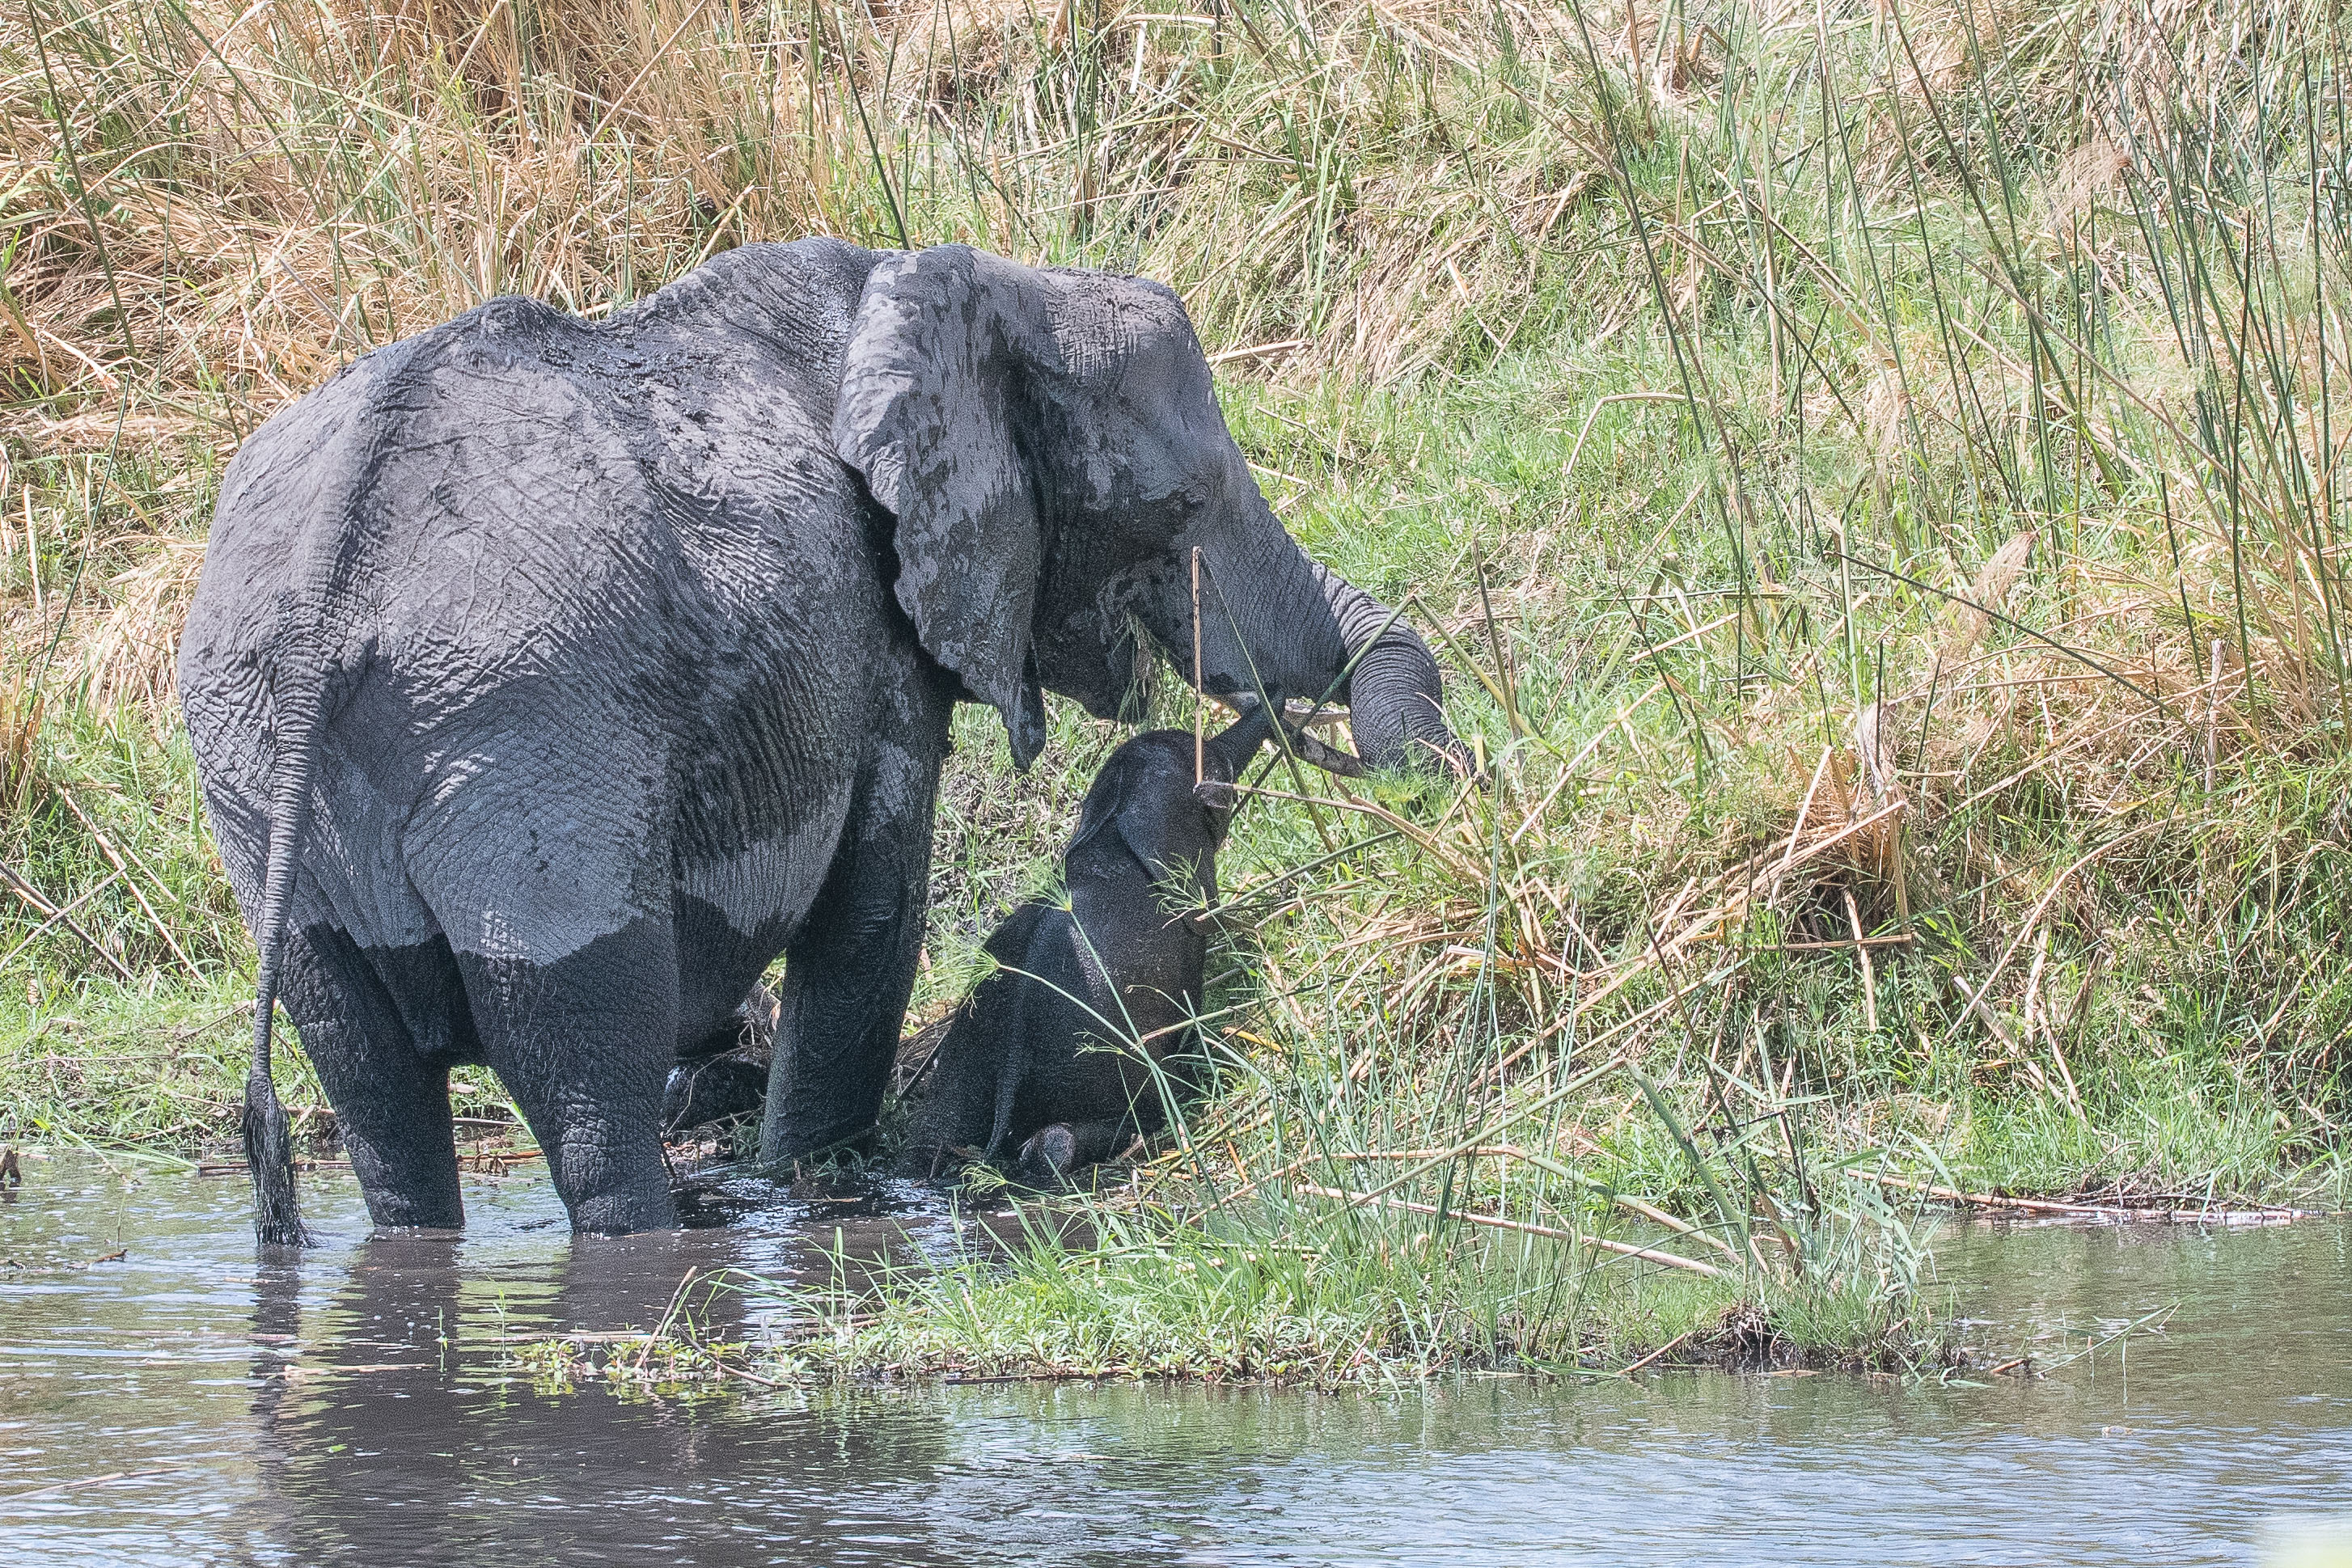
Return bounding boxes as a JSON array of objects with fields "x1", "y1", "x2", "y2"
[
  {"x1": 905, "y1": 704, "x2": 1280, "y2": 1181},
  {"x1": 182, "y1": 239, "x2": 1466, "y2": 1240}
]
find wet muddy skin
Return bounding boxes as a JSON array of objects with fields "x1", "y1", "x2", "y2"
[{"x1": 2, "y1": 1156, "x2": 2347, "y2": 1566}]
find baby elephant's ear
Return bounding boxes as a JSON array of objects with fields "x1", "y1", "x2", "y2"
[
  {"x1": 1077, "y1": 749, "x2": 1220, "y2": 909},
  {"x1": 834, "y1": 246, "x2": 1059, "y2": 768}
]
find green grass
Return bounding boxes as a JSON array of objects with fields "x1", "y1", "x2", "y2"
[
  {"x1": 780, "y1": 1190, "x2": 1937, "y2": 1384},
  {"x1": 7, "y1": 0, "x2": 2352, "y2": 1378},
  {"x1": 514, "y1": 1156, "x2": 1948, "y2": 1388}
]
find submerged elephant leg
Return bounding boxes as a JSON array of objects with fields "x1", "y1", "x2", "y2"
[
  {"x1": 279, "y1": 925, "x2": 463, "y2": 1229},
  {"x1": 458, "y1": 919, "x2": 680, "y2": 1234}
]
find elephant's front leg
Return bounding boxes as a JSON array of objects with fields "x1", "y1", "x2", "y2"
[{"x1": 759, "y1": 689, "x2": 954, "y2": 1167}]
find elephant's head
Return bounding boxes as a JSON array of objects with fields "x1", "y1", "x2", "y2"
[{"x1": 832, "y1": 245, "x2": 1467, "y2": 776}]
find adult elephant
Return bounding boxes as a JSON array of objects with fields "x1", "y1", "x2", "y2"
[{"x1": 182, "y1": 239, "x2": 1465, "y2": 1241}]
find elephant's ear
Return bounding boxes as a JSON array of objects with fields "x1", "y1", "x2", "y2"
[
  {"x1": 834, "y1": 246, "x2": 1057, "y2": 768},
  {"x1": 1072, "y1": 750, "x2": 1215, "y2": 908}
]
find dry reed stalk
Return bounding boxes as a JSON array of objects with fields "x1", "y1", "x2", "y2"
[
  {"x1": 1480, "y1": 955, "x2": 1747, "y2": 1088},
  {"x1": 1954, "y1": 818, "x2": 2164, "y2": 1048},
  {"x1": 1601, "y1": 1188, "x2": 1743, "y2": 1260},
  {"x1": 47, "y1": 783, "x2": 200, "y2": 978},
  {"x1": 0, "y1": 866, "x2": 121, "y2": 974},
  {"x1": 1843, "y1": 886, "x2": 1878, "y2": 1034},
  {"x1": 1618, "y1": 1324, "x2": 1703, "y2": 1374},
  {"x1": 1858, "y1": 1171, "x2": 2316, "y2": 1222},
  {"x1": 1293, "y1": 1182, "x2": 1726, "y2": 1277},
  {"x1": 0, "y1": 860, "x2": 135, "y2": 981},
  {"x1": 1232, "y1": 1052, "x2": 1631, "y2": 1214}
]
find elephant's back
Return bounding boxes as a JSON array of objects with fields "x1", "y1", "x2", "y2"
[
  {"x1": 606, "y1": 237, "x2": 879, "y2": 369},
  {"x1": 188, "y1": 294, "x2": 640, "y2": 666},
  {"x1": 180, "y1": 253, "x2": 900, "y2": 951},
  {"x1": 193, "y1": 239, "x2": 886, "y2": 677},
  {"x1": 195, "y1": 276, "x2": 878, "y2": 701}
]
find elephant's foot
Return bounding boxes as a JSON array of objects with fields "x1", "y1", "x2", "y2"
[
  {"x1": 1014, "y1": 1120, "x2": 1127, "y2": 1183},
  {"x1": 539, "y1": 1111, "x2": 679, "y2": 1234},
  {"x1": 563, "y1": 1175, "x2": 679, "y2": 1236}
]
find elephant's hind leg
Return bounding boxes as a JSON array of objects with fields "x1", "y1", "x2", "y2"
[
  {"x1": 282, "y1": 925, "x2": 464, "y2": 1229},
  {"x1": 455, "y1": 917, "x2": 680, "y2": 1234}
]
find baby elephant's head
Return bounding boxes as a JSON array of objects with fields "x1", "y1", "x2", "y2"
[{"x1": 1068, "y1": 705, "x2": 1281, "y2": 906}]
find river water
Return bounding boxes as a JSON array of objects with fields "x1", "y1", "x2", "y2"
[{"x1": 2, "y1": 1155, "x2": 2346, "y2": 1566}]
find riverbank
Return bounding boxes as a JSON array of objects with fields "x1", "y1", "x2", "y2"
[{"x1": 7, "y1": 0, "x2": 2351, "y2": 1375}]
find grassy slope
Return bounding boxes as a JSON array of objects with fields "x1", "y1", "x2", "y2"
[{"x1": 5, "y1": 0, "x2": 2350, "y2": 1371}]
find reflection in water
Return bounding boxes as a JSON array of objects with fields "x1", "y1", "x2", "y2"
[
  {"x1": 243, "y1": 1220, "x2": 975, "y2": 1566},
  {"x1": 2, "y1": 1156, "x2": 2348, "y2": 1566}
]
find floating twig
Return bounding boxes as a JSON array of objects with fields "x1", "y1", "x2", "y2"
[{"x1": 1859, "y1": 1170, "x2": 2313, "y2": 1222}]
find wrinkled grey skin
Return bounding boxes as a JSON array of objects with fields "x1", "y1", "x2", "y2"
[
  {"x1": 904, "y1": 707, "x2": 1275, "y2": 1181},
  {"x1": 181, "y1": 239, "x2": 1465, "y2": 1236}
]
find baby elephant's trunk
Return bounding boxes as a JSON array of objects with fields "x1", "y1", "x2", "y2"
[
  {"x1": 1208, "y1": 702, "x2": 1277, "y2": 771},
  {"x1": 1191, "y1": 702, "x2": 1279, "y2": 810}
]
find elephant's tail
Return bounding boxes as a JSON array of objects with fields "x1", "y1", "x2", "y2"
[{"x1": 243, "y1": 556, "x2": 339, "y2": 1249}]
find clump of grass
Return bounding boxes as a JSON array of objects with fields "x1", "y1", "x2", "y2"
[
  {"x1": 522, "y1": 1122, "x2": 1944, "y2": 1386},
  {"x1": 754, "y1": 1118, "x2": 1945, "y2": 1384}
]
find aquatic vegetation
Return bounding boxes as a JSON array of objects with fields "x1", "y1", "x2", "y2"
[
  {"x1": 511, "y1": 1137, "x2": 1944, "y2": 1386},
  {"x1": 745, "y1": 1151, "x2": 1948, "y2": 1383}
]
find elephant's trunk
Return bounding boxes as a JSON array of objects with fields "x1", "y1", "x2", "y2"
[
  {"x1": 1303, "y1": 558, "x2": 1467, "y2": 776},
  {"x1": 1178, "y1": 487, "x2": 1466, "y2": 777},
  {"x1": 1203, "y1": 699, "x2": 1279, "y2": 776}
]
